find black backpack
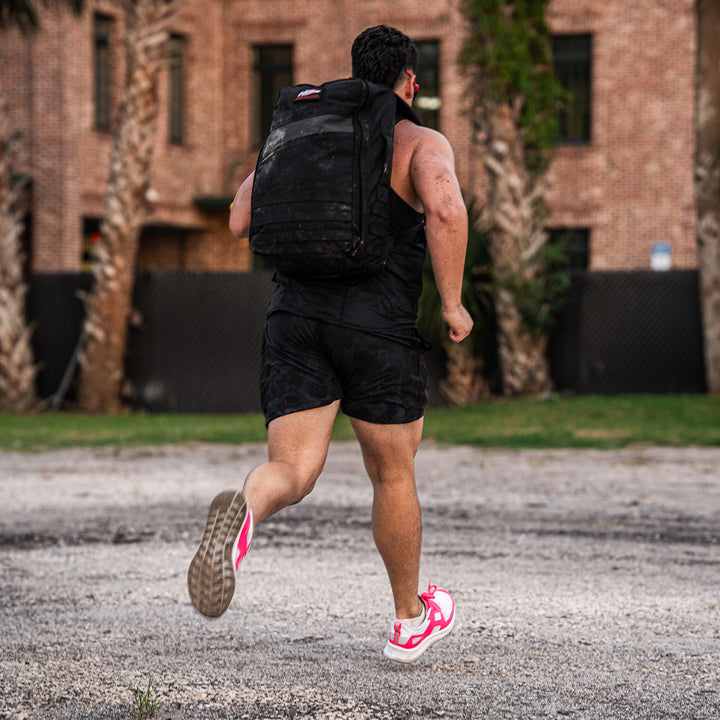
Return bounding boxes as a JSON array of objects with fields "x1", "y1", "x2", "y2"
[{"x1": 249, "y1": 78, "x2": 418, "y2": 277}]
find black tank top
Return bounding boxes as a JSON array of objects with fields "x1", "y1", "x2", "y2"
[{"x1": 266, "y1": 188, "x2": 428, "y2": 344}]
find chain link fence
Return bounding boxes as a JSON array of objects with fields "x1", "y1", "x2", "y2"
[
  {"x1": 26, "y1": 269, "x2": 706, "y2": 413},
  {"x1": 548, "y1": 270, "x2": 705, "y2": 394}
]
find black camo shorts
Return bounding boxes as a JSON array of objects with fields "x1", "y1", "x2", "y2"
[{"x1": 260, "y1": 311, "x2": 429, "y2": 426}]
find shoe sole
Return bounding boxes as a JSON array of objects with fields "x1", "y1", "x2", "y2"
[
  {"x1": 187, "y1": 489, "x2": 247, "y2": 618},
  {"x1": 383, "y1": 614, "x2": 456, "y2": 664}
]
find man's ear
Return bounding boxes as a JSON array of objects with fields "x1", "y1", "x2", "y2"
[
  {"x1": 404, "y1": 82, "x2": 413, "y2": 102},
  {"x1": 403, "y1": 75, "x2": 416, "y2": 102},
  {"x1": 395, "y1": 82, "x2": 414, "y2": 106},
  {"x1": 404, "y1": 69, "x2": 418, "y2": 101}
]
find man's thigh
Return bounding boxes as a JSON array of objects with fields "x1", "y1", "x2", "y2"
[
  {"x1": 267, "y1": 400, "x2": 341, "y2": 480},
  {"x1": 349, "y1": 415, "x2": 424, "y2": 483}
]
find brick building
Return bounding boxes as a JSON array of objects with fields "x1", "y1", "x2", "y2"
[{"x1": 1, "y1": 0, "x2": 697, "y2": 273}]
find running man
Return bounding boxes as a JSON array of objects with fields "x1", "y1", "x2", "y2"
[{"x1": 188, "y1": 24, "x2": 473, "y2": 663}]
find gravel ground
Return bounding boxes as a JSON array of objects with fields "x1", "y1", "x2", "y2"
[{"x1": 1, "y1": 442, "x2": 719, "y2": 719}]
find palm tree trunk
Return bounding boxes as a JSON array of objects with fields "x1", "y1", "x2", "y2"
[
  {"x1": 0, "y1": 93, "x2": 37, "y2": 411},
  {"x1": 696, "y1": 0, "x2": 720, "y2": 394},
  {"x1": 439, "y1": 339, "x2": 489, "y2": 406},
  {"x1": 484, "y1": 101, "x2": 552, "y2": 396},
  {"x1": 78, "y1": 0, "x2": 176, "y2": 413},
  {"x1": 494, "y1": 286, "x2": 550, "y2": 395}
]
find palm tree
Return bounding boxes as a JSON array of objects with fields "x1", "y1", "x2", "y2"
[
  {"x1": 0, "y1": 97, "x2": 36, "y2": 411},
  {"x1": 0, "y1": 0, "x2": 83, "y2": 411},
  {"x1": 696, "y1": 0, "x2": 720, "y2": 394},
  {"x1": 0, "y1": 0, "x2": 82, "y2": 31},
  {"x1": 77, "y1": 0, "x2": 177, "y2": 413},
  {"x1": 461, "y1": 0, "x2": 563, "y2": 396}
]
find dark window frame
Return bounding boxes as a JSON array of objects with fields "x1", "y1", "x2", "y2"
[
  {"x1": 252, "y1": 44, "x2": 293, "y2": 148},
  {"x1": 414, "y1": 40, "x2": 441, "y2": 131},
  {"x1": 93, "y1": 13, "x2": 114, "y2": 132},
  {"x1": 168, "y1": 33, "x2": 186, "y2": 145},
  {"x1": 547, "y1": 227, "x2": 590, "y2": 270},
  {"x1": 552, "y1": 34, "x2": 592, "y2": 145}
]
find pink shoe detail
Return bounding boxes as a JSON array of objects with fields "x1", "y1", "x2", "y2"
[
  {"x1": 232, "y1": 507, "x2": 254, "y2": 572},
  {"x1": 392, "y1": 621, "x2": 402, "y2": 645},
  {"x1": 383, "y1": 580, "x2": 455, "y2": 663}
]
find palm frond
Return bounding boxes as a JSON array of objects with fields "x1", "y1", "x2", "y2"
[{"x1": 0, "y1": 0, "x2": 84, "y2": 33}]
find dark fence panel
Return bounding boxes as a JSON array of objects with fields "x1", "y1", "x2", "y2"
[
  {"x1": 548, "y1": 270, "x2": 706, "y2": 394},
  {"x1": 25, "y1": 269, "x2": 706, "y2": 413},
  {"x1": 126, "y1": 272, "x2": 447, "y2": 412},
  {"x1": 126, "y1": 271, "x2": 275, "y2": 413},
  {"x1": 27, "y1": 273, "x2": 92, "y2": 400}
]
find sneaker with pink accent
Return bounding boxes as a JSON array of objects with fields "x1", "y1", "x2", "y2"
[
  {"x1": 187, "y1": 489, "x2": 254, "y2": 618},
  {"x1": 383, "y1": 582, "x2": 455, "y2": 663}
]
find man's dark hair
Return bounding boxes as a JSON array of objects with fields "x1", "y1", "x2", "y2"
[{"x1": 351, "y1": 25, "x2": 417, "y2": 89}]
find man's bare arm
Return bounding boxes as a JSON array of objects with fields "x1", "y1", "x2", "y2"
[
  {"x1": 229, "y1": 171, "x2": 255, "y2": 238},
  {"x1": 411, "y1": 131, "x2": 473, "y2": 343}
]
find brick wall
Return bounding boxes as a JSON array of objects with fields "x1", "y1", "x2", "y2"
[
  {"x1": 0, "y1": 0, "x2": 697, "y2": 272},
  {"x1": 546, "y1": 0, "x2": 697, "y2": 270}
]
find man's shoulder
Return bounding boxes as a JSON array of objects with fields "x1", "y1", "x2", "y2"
[
  {"x1": 395, "y1": 121, "x2": 453, "y2": 156},
  {"x1": 395, "y1": 119, "x2": 446, "y2": 142}
]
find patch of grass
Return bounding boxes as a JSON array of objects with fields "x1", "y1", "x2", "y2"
[
  {"x1": 0, "y1": 412, "x2": 268, "y2": 452},
  {"x1": 130, "y1": 676, "x2": 163, "y2": 720},
  {"x1": 1, "y1": 395, "x2": 719, "y2": 452},
  {"x1": 422, "y1": 395, "x2": 720, "y2": 449}
]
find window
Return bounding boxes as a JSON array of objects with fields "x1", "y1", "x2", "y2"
[
  {"x1": 82, "y1": 217, "x2": 102, "y2": 271},
  {"x1": 548, "y1": 228, "x2": 590, "y2": 270},
  {"x1": 168, "y1": 34, "x2": 186, "y2": 144},
  {"x1": 552, "y1": 34, "x2": 592, "y2": 144},
  {"x1": 94, "y1": 14, "x2": 114, "y2": 131},
  {"x1": 414, "y1": 40, "x2": 440, "y2": 131},
  {"x1": 253, "y1": 45, "x2": 293, "y2": 147}
]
